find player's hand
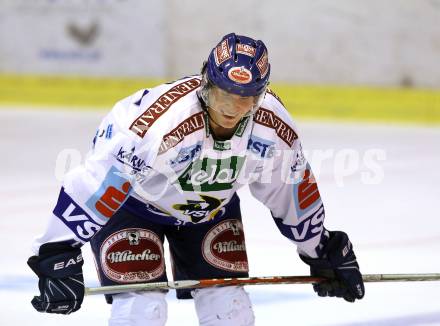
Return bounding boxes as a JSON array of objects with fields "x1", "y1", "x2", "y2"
[
  {"x1": 27, "y1": 244, "x2": 84, "y2": 314},
  {"x1": 300, "y1": 230, "x2": 365, "y2": 302}
]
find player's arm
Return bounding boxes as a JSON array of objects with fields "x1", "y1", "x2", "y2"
[
  {"x1": 249, "y1": 103, "x2": 364, "y2": 302},
  {"x1": 32, "y1": 103, "x2": 145, "y2": 252},
  {"x1": 27, "y1": 92, "x2": 158, "y2": 314},
  {"x1": 248, "y1": 133, "x2": 325, "y2": 256}
]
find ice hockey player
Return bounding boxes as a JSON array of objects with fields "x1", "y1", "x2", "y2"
[{"x1": 27, "y1": 33, "x2": 364, "y2": 325}]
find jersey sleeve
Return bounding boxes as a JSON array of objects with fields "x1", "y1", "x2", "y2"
[
  {"x1": 32, "y1": 92, "x2": 160, "y2": 254},
  {"x1": 248, "y1": 102, "x2": 325, "y2": 258}
]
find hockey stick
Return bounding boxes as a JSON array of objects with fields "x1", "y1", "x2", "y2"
[{"x1": 85, "y1": 273, "x2": 440, "y2": 296}]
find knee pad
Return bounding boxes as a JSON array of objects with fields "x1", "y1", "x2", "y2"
[
  {"x1": 192, "y1": 286, "x2": 255, "y2": 326},
  {"x1": 109, "y1": 291, "x2": 167, "y2": 326}
]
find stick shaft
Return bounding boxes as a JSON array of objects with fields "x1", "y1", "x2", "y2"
[
  {"x1": 362, "y1": 273, "x2": 440, "y2": 282},
  {"x1": 85, "y1": 273, "x2": 440, "y2": 296}
]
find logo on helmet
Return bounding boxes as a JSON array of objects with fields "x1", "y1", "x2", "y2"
[
  {"x1": 256, "y1": 50, "x2": 269, "y2": 78},
  {"x1": 236, "y1": 44, "x2": 256, "y2": 57},
  {"x1": 228, "y1": 67, "x2": 253, "y2": 84},
  {"x1": 214, "y1": 39, "x2": 232, "y2": 66}
]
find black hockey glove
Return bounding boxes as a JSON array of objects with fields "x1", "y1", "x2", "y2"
[
  {"x1": 27, "y1": 243, "x2": 84, "y2": 314},
  {"x1": 300, "y1": 230, "x2": 364, "y2": 302}
]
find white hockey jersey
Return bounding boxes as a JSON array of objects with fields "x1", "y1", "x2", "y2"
[{"x1": 33, "y1": 76, "x2": 326, "y2": 258}]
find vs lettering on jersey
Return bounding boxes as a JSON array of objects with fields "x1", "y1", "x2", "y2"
[
  {"x1": 273, "y1": 204, "x2": 325, "y2": 242},
  {"x1": 53, "y1": 188, "x2": 105, "y2": 243}
]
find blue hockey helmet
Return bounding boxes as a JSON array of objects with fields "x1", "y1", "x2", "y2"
[
  {"x1": 203, "y1": 33, "x2": 270, "y2": 97},
  {"x1": 199, "y1": 33, "x2": 271, "y2": 118}
]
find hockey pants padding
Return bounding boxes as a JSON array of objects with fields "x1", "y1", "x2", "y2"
[
  {"x1": 193, "y1": 286, "x2": 255, "y2": 326},
  {"x1": 108, "y1": 291, "x2": 167, "y2": 326}
]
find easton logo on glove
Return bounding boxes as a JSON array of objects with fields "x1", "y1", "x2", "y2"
[{"x1": 53, "y1": 253, "x2": 83, "y2": 270}]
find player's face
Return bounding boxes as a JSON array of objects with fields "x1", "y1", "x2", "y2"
[{"x1": 207, "y1": 86, "x2": 257, "y2": 128}]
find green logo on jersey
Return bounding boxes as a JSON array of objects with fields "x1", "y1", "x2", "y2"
[
  {"x1": 234, "y1": 117, "x2": 249, "y2": 137},
  {"x1": 213, "y1": 140, "x2": 231, "y2": 151},
  {"x1": 177, "y1": 156, "x2": 245, "y2": 191}
]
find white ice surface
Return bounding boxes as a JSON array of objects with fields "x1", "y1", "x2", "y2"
[{"x1": 0, "y1": 108, "x2": 439, "y2": 325}]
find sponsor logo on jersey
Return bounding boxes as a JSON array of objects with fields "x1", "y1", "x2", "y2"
[
  {"x1": 213, "y1": 140, "x2": 231, "y2": 151},
  {"x1": 228, "y1": 66, "x2": 253, "y2": 84},
  {"x1": 169, "y1": 142, "x2": 202, "y2": 167},
  {"x1": 214, "y1": 39, "x2": 232, "y2": 66},
  {"x1": 130, "y1": 78, "x2": 201, "y2": 138},
  {"x1": 289, "y1": 204, "x2": 325, "y2": 242},
  {"x1": 86, "y1": 166, "x2": 131, "y2": 219},
  {"x1": 254, "y1": 108, "x2": 298, "y2": 147},
  {"x1": 53, "y1": 188, "x2": 105, "y2": 243},
  {"x1": 295, "y1": 168, "x2": 321, "y2": 210},
  {"x1": 256, "y1": 49, "x2": 269, "y2": 78},
  {"x1": 116, "y1": 146, "x2": 150, "y2": 173},
  {"x1": 95, "y1": 182, "x2": 130, "y2": 218},
  {"x1": 173, "y1": 195, "x2": 225, "y2": 223},
  {"x1": 177, "y1": 156, "x2": 245, "y2": 192},
  {"x1": 202, "y1": 219, "x2": 249, "y2": 272},
  {"x1": 236, "y1": 44, "x2": 256, "y2": 57},
  {"x1": 159, "y1": 112, "x2": 205, "y2": 154},
  {"x1": 100, "y1": 228, "x2": 165, "y2": 283},
  {"x1": 247, "y1": 135, "x2": 275, "y2": 158}
]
